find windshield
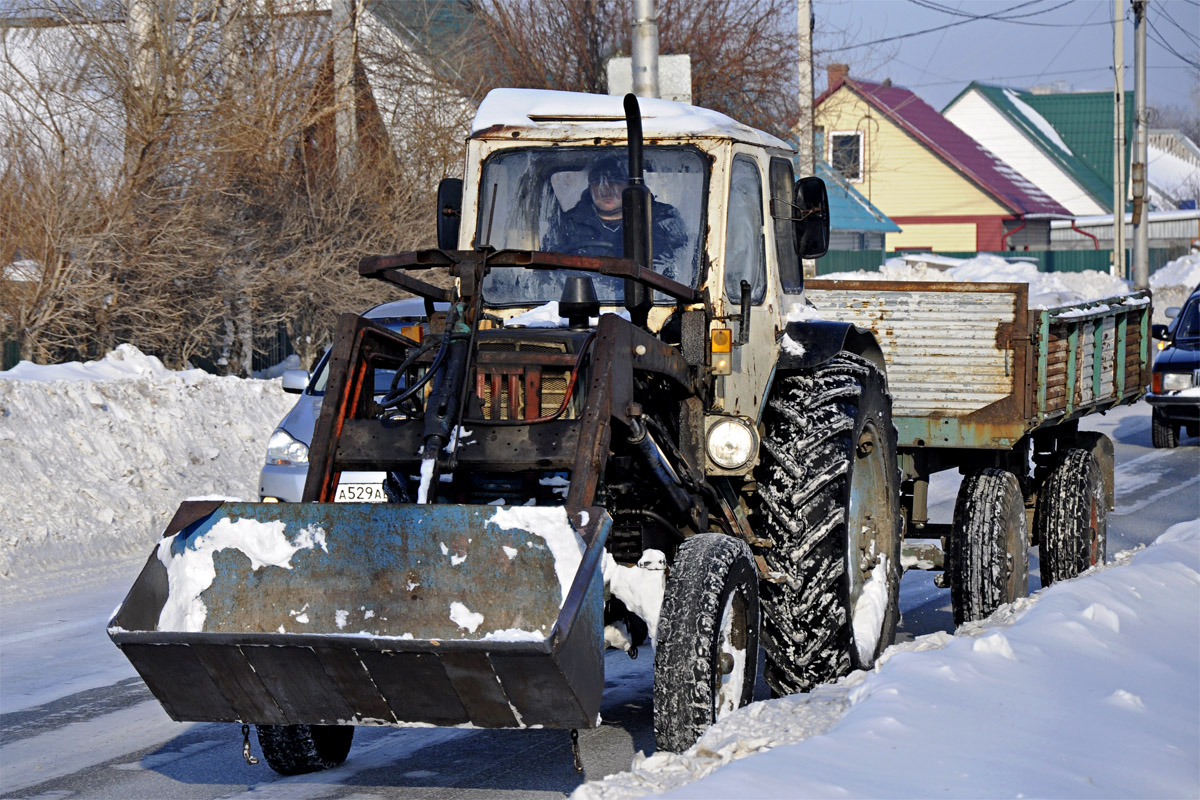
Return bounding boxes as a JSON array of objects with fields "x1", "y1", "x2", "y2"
[
  {"x1": 1174, "y1": 297, "x2": 1200, "y2": 340},
  {"x1": 477, "y1": 146, "x2": 709, "y2": 306}
]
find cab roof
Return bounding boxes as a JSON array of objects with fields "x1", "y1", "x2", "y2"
[{"x1": 471, "y1": 88, "x2": 793, "y2": 152}]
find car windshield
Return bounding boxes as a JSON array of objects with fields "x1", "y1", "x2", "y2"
[
  {"x1": 308, "y1": 319, "x2": 413, "y2": 396},
  {"x1": 1174, "y1": 296, "x2": 1200, "y2": 340},
  {"x1": 477, "y1": 146, "x2": 709, "y2": 306}
]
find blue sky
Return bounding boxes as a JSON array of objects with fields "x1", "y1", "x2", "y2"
[{"x1": 812, "y1": 0, "x2": 1199, "y2": 110}]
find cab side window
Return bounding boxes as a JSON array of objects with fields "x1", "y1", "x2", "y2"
[
  {"x1": 724, "y1": 156, "x2": 767, "y2": 304},
  {"x1": 770, "y1": 158, "x2": 802, "y2": 294}
]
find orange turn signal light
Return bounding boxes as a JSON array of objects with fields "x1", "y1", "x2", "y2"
[{"x1": 711, "y1": 328, "x2": 733, "y2": 353}]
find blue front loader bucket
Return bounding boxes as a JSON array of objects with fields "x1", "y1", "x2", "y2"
[{"x1": 108, "y1": 501, "x2": 610, "y2": 729}]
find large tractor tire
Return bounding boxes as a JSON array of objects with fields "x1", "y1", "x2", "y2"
[
  {"x1": 1036, "y1": 448, "x2": 1106, "y2": 586},
  {"x1": 752, "y1": 352, "x2": 902, "y2": 697},
  {"x1": 256, "y1": 724, "x2": 354, "y2": 775},
  {"x1": 653, "y1": 533, "x2": 759, "y2": 753},
  {"x1": 946, "y1": 468, "x2": 1029, "y2": 626},
  {"x1": 1151, "y1": 408, "x2": 1179, "y2": 449}
]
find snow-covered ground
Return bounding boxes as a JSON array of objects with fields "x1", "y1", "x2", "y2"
[
  {"x1": 1, "y1": 252, "x2": 1198, "y2": 798},
  {"x1": 577, "y1": 519, "x2": 1199, "y2": 799}
]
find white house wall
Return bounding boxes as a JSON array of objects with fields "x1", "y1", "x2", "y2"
[{"x1": 945, "y1": 91, "x2": 1105, "y2": 216}]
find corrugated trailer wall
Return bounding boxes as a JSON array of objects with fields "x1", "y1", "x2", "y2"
[
  {"x1": 805, "y1": 280, "x2": 1029, "y2": 449},
  {"x1": 804, "y1": 281, "x2": 1152, "y2": 450}
]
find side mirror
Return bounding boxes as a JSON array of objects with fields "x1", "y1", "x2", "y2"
[
  {"x1": 1164, "y1": 306, "x2": 1181, "y2": 320},
  {"x1": 1151, "y1": 323, "x2": 1170, "y2": 340},
  {"x1": 793, "y1": 176, "x2": 829, "y2": 259},
  {"x1": 436, "y1": 178, "x2": 463, "y2": 250},
  {"x1": 281, "y1": 369, "x2": 309, "y2": 393}
]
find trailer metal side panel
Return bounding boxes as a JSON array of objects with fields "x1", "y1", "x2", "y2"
[
  {"x1": 806, "y1": 281, "x2": 1030, "y2": 448},
  {"x1": 805, "y1": 281, "x2": 1151, "y2": 450}
]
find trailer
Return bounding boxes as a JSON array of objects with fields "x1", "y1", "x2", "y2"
[{"x1": 806, "y1": 279, "x2": 1151, "y2": 619}]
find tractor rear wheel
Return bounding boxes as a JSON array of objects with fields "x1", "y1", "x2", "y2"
[
  {"x1": 752, "y1": 353, "x2": 901, "y2": 696},
  {"x1": 1036, "y1": 448, "x2": 1107, "y2": 586},
  {"x1": 946, "y1": 468, "x2": 1029, "y2": 626},
  {"x1": 256, "y1": 724, "x2": 354, "y2": 775},
  {"x1": 653, "y1": 533, "x2": 759, "y2": 753}
]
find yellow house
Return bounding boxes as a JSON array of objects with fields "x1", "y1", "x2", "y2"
[{"x1": 813, "y1": 67, "x2": 1069, "y2": 252}]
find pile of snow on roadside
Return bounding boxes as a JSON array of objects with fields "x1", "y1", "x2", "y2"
[
  {"x1": 1149, "y1": 252, "x2": 1200, "y2": 323},
  {"x1": 0, "y1": 345, "x2": 294, "y2": 579},
  {"x1": 576, "y1": 520, "x2": 1200, "y2": 799}
]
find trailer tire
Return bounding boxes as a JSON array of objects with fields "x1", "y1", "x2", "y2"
[
  {"x1": 1036, "y1": 449, "x2": 1106, "y2": 586},
  {"x1": 752, "y1": 353, "x2": 901, "y2": 697},
  {"x1": 1151, "y1": 408, "x2": 1179, "y2": 449},
  {"x1": 946, "y1": 469, "x2": 1028, "y2": 626},
  {"x1": 256, "y1": 724, "x2": 353, "y2": 775},
  {"x1": 653, "y1": 533, "x2": 759, "y2": 753}
]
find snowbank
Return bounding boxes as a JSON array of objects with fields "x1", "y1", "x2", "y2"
[
  {"x1": 0, "y1": 345, "x2": 294, "y2": 580},
  {"x1": 576, "y1": 520, "x2": 1200, "y2": 799},
  {"x1": 1150, "y1": 252, "x2": 1200, "y2": 324}
]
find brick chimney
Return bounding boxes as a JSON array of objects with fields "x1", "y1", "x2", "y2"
[{"x1": 827, "y1": 63, "x2": 849, "y2": 88}]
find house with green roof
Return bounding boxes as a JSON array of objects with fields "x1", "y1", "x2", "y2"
[{"x1": 943, "y1": 83, "x2": 1133, "y2": 216}]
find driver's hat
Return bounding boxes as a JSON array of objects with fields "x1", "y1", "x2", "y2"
[{"x1": 588, "y1": 156, "x2": 629, "y2": 186}]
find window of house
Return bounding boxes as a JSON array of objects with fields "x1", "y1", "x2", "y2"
[{"x1": 830, "y1": 131, "x2": 863, "y2": 182}]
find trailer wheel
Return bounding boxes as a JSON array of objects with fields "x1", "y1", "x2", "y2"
[
  {"x1": 653, "y1": 533, "x2": 759, "y2": 753},
  {"x1": 946, "y1": 469, "x2": 1028, "y2": 626},
  {"x1": 1151, "y1": 408, "x2": 1179, "y2": 449},
  {"x1": 256, "y1": 724, "x2": 353, "y2": 775},
  {"x1": 1036, "y1": 448, "x2": 1106, "y2": 586},
  {"x1": 752, "y1": 353, "x2": 901, "y2": 696}
]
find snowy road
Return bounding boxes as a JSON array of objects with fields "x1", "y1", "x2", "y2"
[{"x1": 1, "y1": 401, "x2": 1197, "y2": 799}]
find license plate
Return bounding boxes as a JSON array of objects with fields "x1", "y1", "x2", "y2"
[{"x1": 334, "y1": 472, "x2": 388, "y2": 503}]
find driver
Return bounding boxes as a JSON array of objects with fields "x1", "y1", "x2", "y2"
[{"x1": 545, "y1": 155, "x2": 688, "y2": 274}]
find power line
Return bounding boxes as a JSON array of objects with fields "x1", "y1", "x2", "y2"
[
  {"x1": 906, "y1": 0, "x2": 1110, "y2": 27},
  {"x1": 1155, "y1": 4, "x2": 1200, "y2": 48},
  {"x1": 825, "y1": 0, "x2": 1048, "y2": 51},
  {"x1": 1146, "y1": 15, "x2": 1200, "y2": 69}
]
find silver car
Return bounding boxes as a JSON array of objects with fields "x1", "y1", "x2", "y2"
[{"x1": 259, "y1": 298, "x2": 442, "y2": 502}]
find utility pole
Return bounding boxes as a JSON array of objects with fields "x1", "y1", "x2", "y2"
[
  {"x1": 1131, "y1": 0, "x2": 1150, "y2": 289},
  {"x1": 798, "y1": 0, "x2": 817, "y2": 278},
  {"x1": 632, "y1": 0, "x2": 659, "y2": 98},
  {"x1": 332, "y1": 0, "x2": 358, "y2": 180},
  {"x1": 796, "y1": 0, "x2": 815, "y2": 178},
  {"x1": 1112, "y1": 0, "x2": 1126, "y2": 278}
]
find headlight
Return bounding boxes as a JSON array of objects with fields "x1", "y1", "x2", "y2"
[
  {"x1": 707, "y1": 417, "x2": 757, "y2": 469},
  {"x1": 265, "y1": 429, "x2": 309, "y2": 466},
  {"x1": 1162, "y1": 372, "x2": 1192, "y2": 392}
]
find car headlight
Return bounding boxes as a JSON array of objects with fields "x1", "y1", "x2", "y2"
[
  {"x1": 1162, "y1": 372, "x2": 1192, "y2": 392},
  {"x1": 265, "y1": 429, "x2": 309, "y2": 466},
  {"x1": 707, "y1": 417, "x2": 758, "y2": 469}
]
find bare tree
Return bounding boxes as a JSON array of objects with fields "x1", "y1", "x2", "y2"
[
  {"x1": 2, "y1": 0, "x2": 472, "y2": 371},
  {"x1": 465, "y1": 0, "x2": 801, "y2": 137}
]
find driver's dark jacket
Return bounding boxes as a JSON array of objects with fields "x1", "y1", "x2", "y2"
[{"x1": 543, "y1": 190, "x2": 688, "y2": 275}]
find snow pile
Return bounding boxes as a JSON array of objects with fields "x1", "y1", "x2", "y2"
[
  {"x1": 0, "y1": 346, "x2": 294, "y2": 580},
  {"x1": 820, "y1": 253, "x2": 1133, "y2": 308},
  {"x1": 1150, "y1": 252, "x2": 1200, "y2": 324},
  {"x1": 576, "y1": 520, "x2": 1200, "y2": 799}
]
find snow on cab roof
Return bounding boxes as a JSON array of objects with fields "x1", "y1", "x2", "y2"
[{"x1": 472, "y1": 88, "x2": 792, "y2": 151}]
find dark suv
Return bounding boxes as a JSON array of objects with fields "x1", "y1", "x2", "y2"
[{"x1": 1149, "y1": 284, "x2": 1200, "y2": 448}]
